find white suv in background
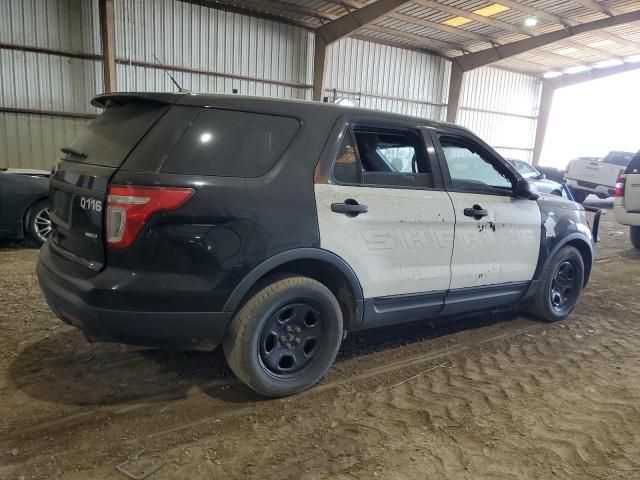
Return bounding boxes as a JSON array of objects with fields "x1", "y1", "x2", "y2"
[{"x1": 614, "y1": 151, "x2": 640, "y2": 248}]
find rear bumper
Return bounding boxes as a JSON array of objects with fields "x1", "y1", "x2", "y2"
[
  {"x1": 37, "y1": 243, "x2": 231, "y2": 350},
  {"x1": 565, "y1": 178, "x2": 614, "y2": 197},
  {"x1": 613, "y1": 203, "x2": 640, "y2": 227}
]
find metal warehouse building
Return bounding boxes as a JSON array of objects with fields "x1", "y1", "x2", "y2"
[
  {"x1": 4, "y1": 2, "x2": 640, "y2": 478},
  {"x1": 2, "y1": 0, "x2": 639, "y2": 172}
]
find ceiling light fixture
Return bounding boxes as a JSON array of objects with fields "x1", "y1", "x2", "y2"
[
  {"x1": 473, "y1": 3, "x2": 510, "y2": 17},
  {"x1": 543, "y1": 71, "x2": 562, "y2": 78},
  {"x1": 443, "y1": 16, "x2": 472, "y2": 27},
  {"x1": 524, "y1": 17, "x2": 538, "y2": 27}
]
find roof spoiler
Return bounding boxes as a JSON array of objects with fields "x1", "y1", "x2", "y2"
[{"x1": 91, "y1": 92, "x2": 184, "y2": 109}]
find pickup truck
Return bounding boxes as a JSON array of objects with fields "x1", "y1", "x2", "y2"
[{"x1": 565, "y1": 151, "x2": 634, "y2": 203}]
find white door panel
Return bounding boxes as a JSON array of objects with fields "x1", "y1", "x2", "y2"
[
  {"x1": 315, "y1": 184, "x2": 455, "y2": 298},
  {"x1": 448, "y1": 192, "x2": 541, "y2": 289}
]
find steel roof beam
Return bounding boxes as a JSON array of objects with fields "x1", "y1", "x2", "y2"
[
  {"x1": 366, "y1": 24, "x2": 464, "y2": 52},
  {"x1": 546, "y1": 59, "x2": 640, "y2": 88},
  {"x1": 315, "y1": 0, "x2": 410, "y2": 43},
  {"x1": 453, "y1": 10, "x2": 640, "y2": 71}
]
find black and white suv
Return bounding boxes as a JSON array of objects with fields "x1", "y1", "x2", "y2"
[{"x1": 38, "y1": 93, "x2": 596, "y2": 397}]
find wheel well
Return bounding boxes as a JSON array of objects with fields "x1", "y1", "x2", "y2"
[
  {"x1": 565, "y1": 239, "x2": 592, "y2": 285},
  {"x1": 249, "y1": 259, "x2": 360, "y2": 330}
]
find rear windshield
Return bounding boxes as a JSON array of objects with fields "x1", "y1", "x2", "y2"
[
  {"x1": 161, "y1": 108, "x2": 300, "y2": 177},
  {"x1": 626, "y1": 151, "x2": 640, "y2": 174},
  {"x1": 66, "y1": 103, "x2": 168, "y2": 167}
]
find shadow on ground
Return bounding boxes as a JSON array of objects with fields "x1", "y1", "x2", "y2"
[{"x1": 8, "y1": 309, "x2": 523, "y2": 408}]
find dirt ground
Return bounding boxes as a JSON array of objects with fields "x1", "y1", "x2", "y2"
[{"x1": 1, "y1": 209, "x2": 640, "y2": 480}]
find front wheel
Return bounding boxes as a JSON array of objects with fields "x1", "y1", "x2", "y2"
[
  {"x1": 631, "y1": 226, "x2": 640, "y2": 249},
  {"x1": 526, "y1": 246, "x2": 585, "y2": 322},
  {"x1": 223, "y1": 275, "x2": 343, "y2": 397}
]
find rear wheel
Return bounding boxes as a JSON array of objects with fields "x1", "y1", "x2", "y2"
[
  {"x1": 26, "y1": 199, "x2": 51, "y2": 246},
  {"x1": 526, "y1": 246, "x2": 584, "y2": 322},
  {"x1": 223, "y1": 275, "x2": 343, "y2": 397},
  {"x1": 631, "y1": 226, "x2": 640, "y2": 249},
  {"x1": 571, "y1": 189, "x2": 588, "y2": 204}
]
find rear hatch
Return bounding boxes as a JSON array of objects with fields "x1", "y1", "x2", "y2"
[
  {"x1": 49, "y1": 97, "x2": 172, "y2": 273},
  {"x1": 623, "y1": 152, "x2": 640, "y2": 212}
]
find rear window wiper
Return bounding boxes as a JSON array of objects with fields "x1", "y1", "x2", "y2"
[{"x1": 61, "y1": 147, "x2": 88, "y2": 158}]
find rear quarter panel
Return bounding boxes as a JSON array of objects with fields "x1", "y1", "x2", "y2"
[{"x1": 104, "y1": 102, "x2": 340, "y2": 312}]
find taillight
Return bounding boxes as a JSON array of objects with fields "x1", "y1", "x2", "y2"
[
  {"x1": 105, "y1": 185, "x2": 194, "y2": 249},
  {"x1": 615, "y1": 174, "x2": 626, "y2": 197}
]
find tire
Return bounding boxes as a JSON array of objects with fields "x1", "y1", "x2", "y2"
[
  {"x1": 526, "y1": 246, "x2": 585, "y2": 322},
  {"x1": 26, "y1": 199, "x2": 51, "y2": 247},
  {"x1": 571, "y1": 189, "x2": 588, "y2": 204},
  {"x1": 631, "y1": 226, "x2": 640, "y2": 249},
  {"x1": 223, "y1": 275, "x2": 343, "y2": 397}
]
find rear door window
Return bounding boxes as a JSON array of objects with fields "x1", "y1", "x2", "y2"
[
  {"x1": 330, "y1": 126, "x2": 435, "y2": 189},
  {"x1": 162, "y1": 108, "x2": 300, "y2": 177}
]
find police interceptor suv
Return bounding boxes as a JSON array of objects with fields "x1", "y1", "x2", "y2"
[{"x1": 38, "y1": 93, "x2": 596, "y2": 397}]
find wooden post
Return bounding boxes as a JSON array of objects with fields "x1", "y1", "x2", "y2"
[
  {"x1": 312, "y1": 36, "x2": 327, "y2": 102},
  {"x1": 446, "y1": 62, "x2": 464, "y2": 123},
  {"x1": 532, "y1": 81, "x2": 555, "y2": 165},
  {"x1": 99, "y1": 0, "x2": 117, "y2": 93}
]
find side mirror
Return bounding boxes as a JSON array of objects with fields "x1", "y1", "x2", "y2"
[
  {"x1": 538, "y1": 172, "x2": 546, "y2": 179},
  {"x1": 515, "y1": 178, "x2": 540, "y2": 200}
]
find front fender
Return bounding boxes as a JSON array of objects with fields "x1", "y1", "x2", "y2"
[{"x1": 523, "y1": 198, "x2": 595, "y2": 301}]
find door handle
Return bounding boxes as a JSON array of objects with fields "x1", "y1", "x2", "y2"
[
  {"x1": 331, "y1": 199, "x2": 368, "y2": 217},
  {"x1": 464, "y1": 205, "x2": 488, "y2": 220}
]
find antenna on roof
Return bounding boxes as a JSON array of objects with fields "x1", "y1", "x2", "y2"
[{"x1": 153, "y1": 54, "x2": 189, "y2": 93}]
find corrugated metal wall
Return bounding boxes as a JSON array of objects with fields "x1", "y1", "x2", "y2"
[
  {"x1": 0, "y1": 0, "x2": 101, "y2": 169},
  {"x1": 114, "y1": 0, "x2": 314, "y2": 99},
  {"x1": 0, "y1": 0, "x2": 314, "y2": 169},
  {"x1": 457, "y1": 67, "x2": 542, "y2": 162},
  {"x1": 323, "y1": 37, "x2": 450, "y2": 121},
  {"x1": 2, "y1": 0, "x2": 543, "y2": 170}
]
